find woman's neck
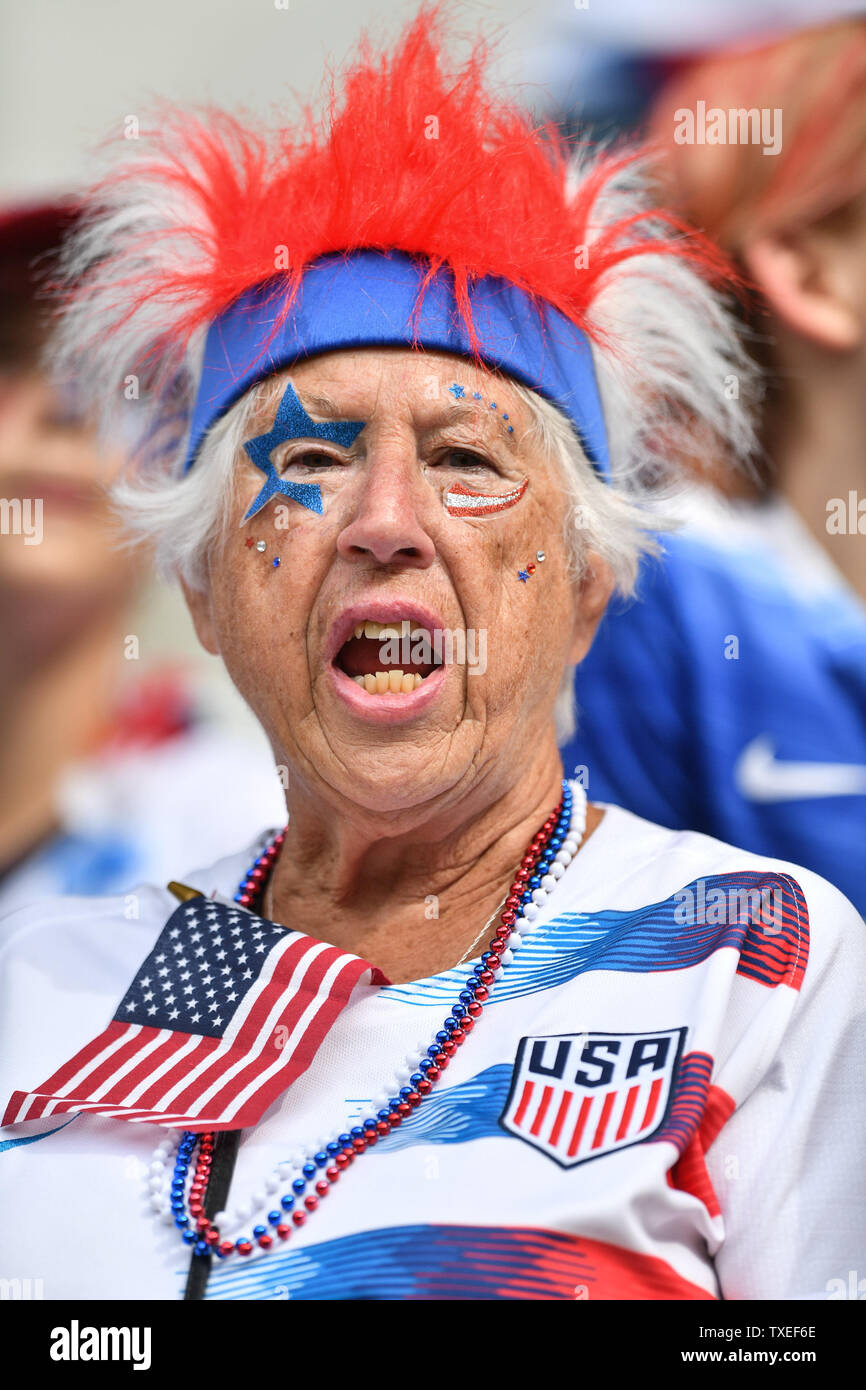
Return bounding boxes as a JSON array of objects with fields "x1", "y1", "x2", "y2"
[
  {"x1": 768, "y1": 337, "x2": 866, "y2": 601},
  {"x1": 268, "y1": 742, "x2": 599, "y2": 983}
]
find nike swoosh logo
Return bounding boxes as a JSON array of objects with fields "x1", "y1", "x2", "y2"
[{"x1": 735, "y1": 735, "x2": 866, "y2": 802}]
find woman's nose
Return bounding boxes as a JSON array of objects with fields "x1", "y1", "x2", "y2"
[{"x1": 336, "y1": 452, "x2": 436, "y2": 569}]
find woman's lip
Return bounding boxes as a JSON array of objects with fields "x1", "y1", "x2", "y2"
[
  {"x1": 0, "y1": 473, "x2": 101, "y2": 511},
  {"x1": 324, "y1": 598, "x2": 451, "y2": 666},
  {"x1": 328, "y1": 661, "x2": 448, "y2": 722}
]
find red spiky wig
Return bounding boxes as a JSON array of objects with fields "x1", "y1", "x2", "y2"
[{"x1": 51, "y1": 3, "x2": 753, "y2": 499}]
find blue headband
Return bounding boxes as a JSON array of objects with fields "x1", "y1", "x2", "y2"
[{"x1": 184, "y1": 249, "x2": 610, "y2": 480}]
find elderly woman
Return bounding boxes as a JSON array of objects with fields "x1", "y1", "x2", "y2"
[{"x1": 1, "y1": 12, "x2": 863, "y2": 1303}]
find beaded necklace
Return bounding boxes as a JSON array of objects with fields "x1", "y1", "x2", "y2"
[{"x1": 149, "y1": 780, "x2": 585, "y2": 1264}]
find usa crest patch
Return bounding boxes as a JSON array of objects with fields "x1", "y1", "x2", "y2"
[{"x1": 499, "y1": 1028, "x2": 687, "y2": 1168}]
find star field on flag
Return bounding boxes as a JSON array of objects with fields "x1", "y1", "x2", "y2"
[{"x1": 3, "y1": 899, "x2": 383, "y2": 1132}]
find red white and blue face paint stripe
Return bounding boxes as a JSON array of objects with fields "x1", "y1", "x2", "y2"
[{"x1": 444, "y1": 478, "x2": 528, "y2": 518}]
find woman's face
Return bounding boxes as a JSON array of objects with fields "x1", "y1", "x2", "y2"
[
  {"x1": 0, "y1": 371, "x2": 133, "y2": 596},
  {"x1": 186, "y1": 347, "x2": 612, "y2": 813}
]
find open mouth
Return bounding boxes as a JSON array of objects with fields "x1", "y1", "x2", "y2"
[{"x1": 334, "y1": 618, "x2": 443, "y2": 696}]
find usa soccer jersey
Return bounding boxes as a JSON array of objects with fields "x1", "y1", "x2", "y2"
[
  {"x1": 1, "y1": 798, "x2": 864, "y2": 1301},
  {"x1": 563, "y1": 489, "x2": 866, "y2": 915}
]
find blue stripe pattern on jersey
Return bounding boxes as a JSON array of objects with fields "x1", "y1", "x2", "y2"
[
  {"x1": 381, "y1": 872, "x2": 809, "y2": 1005},
  {"x1": 196, "y1": 1222, "x2": 598, "y2": 1301},
  {"x1": 366, "y1": 1063, "x2": 511, "y2": 1150},
  {"x1": 653, "y1": 1053, "x2": 714, "y2": 1156}
]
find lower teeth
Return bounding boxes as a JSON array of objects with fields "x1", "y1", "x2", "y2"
[{"x1": 352, "y1": 670, "x2": 424, "y2": 694}]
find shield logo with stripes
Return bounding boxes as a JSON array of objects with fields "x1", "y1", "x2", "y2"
[{"x1": 499, "y1": 1028, "x2": 687, "y2": 1168}]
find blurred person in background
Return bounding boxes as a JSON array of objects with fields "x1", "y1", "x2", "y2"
[
  {"x1": 562, "y1": 14, "x2": 866, "y2": 915},
  {"x1": 0, "y1": 205, "x2": 284, "y2": 914}
]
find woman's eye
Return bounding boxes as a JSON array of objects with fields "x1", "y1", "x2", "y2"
[
  {"x1": 439, "y1": 449, "x2": 497, "y2": 472},
  {"x1": 278, "y1": 449, "x2": 343, "y2": 472}
]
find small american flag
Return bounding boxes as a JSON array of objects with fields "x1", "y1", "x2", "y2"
[{"x1": 3, "y1": 898, "x2": 383, "y2": 1132}]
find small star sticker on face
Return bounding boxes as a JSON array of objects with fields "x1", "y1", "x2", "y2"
[
  {"x1": 245, "y1": 537, "x2": 256, "y2": 548},
  {"x1": 518, "y1": 569, "x2": 529, "y2": 582},
  {"x1": 448, "y1": 383, "x2": 466, "y2": 399}
]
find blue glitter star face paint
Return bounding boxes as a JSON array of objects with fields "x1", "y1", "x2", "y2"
[
  {"x1": 241, "y1": 381, "x2": 367, "y2": 523},
  {"x1": 448, "y1": 381, "x2": 513, "y2": 433}
]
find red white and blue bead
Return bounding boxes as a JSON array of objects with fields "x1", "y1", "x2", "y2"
[{"x1": 149, "y1": 780, "x2": 585, "y2": 1259}]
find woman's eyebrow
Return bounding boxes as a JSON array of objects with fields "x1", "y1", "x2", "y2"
[
  {"x1": 293, "y1": 390, "x2": 519, "y2": 451},
  {"x1": 293, "y1": 389, "x2": 349, "y2": 422},
  {"x1": 429, "y1": 400, "x2": 519, "y2": 451}
]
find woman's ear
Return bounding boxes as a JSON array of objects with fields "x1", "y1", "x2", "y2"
[
  {"x1": 743, "y1": 227, "x2": 862, "y2": 352},
  {"x1": 567, "y1": 552, "x2": 614, "y2": 666},
  {"x1": 180, "y1": 576, "x2": 221, "y2": 656}
]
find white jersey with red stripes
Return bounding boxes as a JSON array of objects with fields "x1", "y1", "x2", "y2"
[{"x1": 1, "y1": 799, "x2": 864, "y2": 1301}]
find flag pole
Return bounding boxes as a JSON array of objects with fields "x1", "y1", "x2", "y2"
[
  {"x1": 183, "y1": 1128, "x2": 243, "y2": 1301},
  {"x1": 165, "y1": 882, "x2": 245, "y2": 1302}
]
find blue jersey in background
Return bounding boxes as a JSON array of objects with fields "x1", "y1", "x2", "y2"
[{"x1": 563, "y1": 491, "x2": 866, "y2": 916}]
